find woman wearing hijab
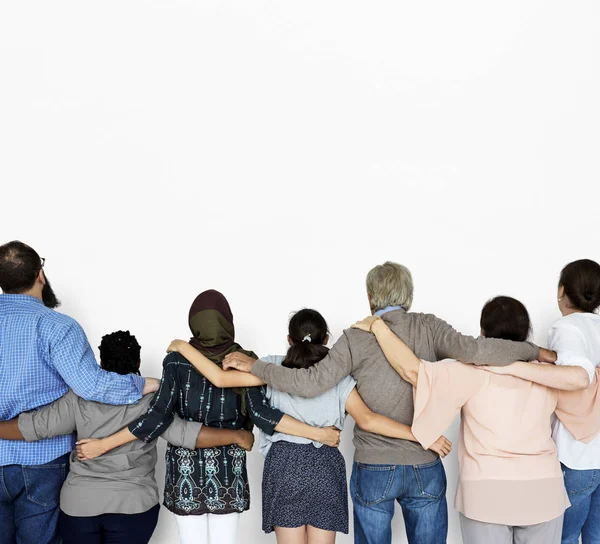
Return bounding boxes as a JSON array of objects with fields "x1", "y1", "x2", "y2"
[{"x1": 77, "y1": 291, "x2": 340, "y2": 544}]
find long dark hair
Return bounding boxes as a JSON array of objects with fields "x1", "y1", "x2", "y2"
[
  {"x1": 282, "y1": 309, "x2": 330, "y2": 369},
  {"x1": 559, "y1": 259, "x2": 600, "y2": 313}
]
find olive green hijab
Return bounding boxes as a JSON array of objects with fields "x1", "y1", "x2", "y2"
[{"x1": 188, "y1": 290, "x2": 256, "y2": 428}]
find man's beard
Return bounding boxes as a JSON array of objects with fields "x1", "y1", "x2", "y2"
[{"x1": 42, "y1": 275, "x2": 61, "y2": 309}]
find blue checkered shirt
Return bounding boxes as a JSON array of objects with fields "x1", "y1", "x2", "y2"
[{"x1": 0, "y1": 294, "x2": 144, "y2": 466}]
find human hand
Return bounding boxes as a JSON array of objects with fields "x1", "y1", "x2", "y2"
[
  {"x1": 167, "y1": 339, "x2": 188, "y2": 353},
  {"x1": 223, "y1": 352, "x2": 258, "y2": 373},
  {"x1": 351, "y1": 316, "x2": 382, "y2": 333},
  {"x1": 76, "y1": 438, "x2": 109, "y2": 461},
  {"x1": 318, "y1": 426, "x2": 341, "y2": 448},
  {"x1": 429, "y1": 435, "x2": 452, "y2": 458},
  {"x1": 236, "y1": 430, "x2": 255, "y2": 451},
  {"x1": 142, "y1": 377, "x2": 160, "y2": 395},
  {"x1": 538, "y1": 348, "x2": 557, "y2": 364}
]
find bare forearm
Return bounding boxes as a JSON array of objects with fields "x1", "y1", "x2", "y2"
[
  {"x1": 195, "y1": 427, "x2": 240, "y2": 448},
  {"x1": 0, "y1": 419, "x2": 24, "y2": 440},
  {"x1": 372, "y1": 320, "x2": 420, "y2": 386},
  {"x1": 502, "y1": 362, "x2": 590, "y2": 391},
  {"x1": 359, "y1": 413, "x2": 416, "y2": 441},
  {"x1": 96, "y1": 428, "x2": 137, "y2": 455},
  {"x1": 275, "y1": 414, "x2": 325, "y2": 442},
  {"x1": 177, "y1": 343, "x2": 265, "y2": 387}
]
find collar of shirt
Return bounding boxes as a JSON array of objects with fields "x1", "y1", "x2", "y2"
[
  {"x1": 374, "y1": 305, "x2": 406, "y2": 317},
  {"x1": 0, "y1": 293, "x2": 43, "y2": 305}
]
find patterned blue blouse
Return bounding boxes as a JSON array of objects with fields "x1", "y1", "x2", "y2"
[{"x1": 128, "y1": 352, "x2": 284, "y2": 516}]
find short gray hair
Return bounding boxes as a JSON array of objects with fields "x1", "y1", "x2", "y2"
[{"x1": 366, "y1": 261, "x2": 414, "y2": 312}]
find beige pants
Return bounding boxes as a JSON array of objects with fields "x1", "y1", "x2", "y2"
[{"x1": 459, "y1": 514, "x2": 564, "y2": 544}]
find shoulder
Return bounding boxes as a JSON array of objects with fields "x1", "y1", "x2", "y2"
[
  {"x1": 549, "y1": 315, "x2": 587, "y2": 336},
  {"x1": 40, "y1": 310, "x2": 86, "y2": 341},
  {"x1": 162, "y1": 351, "x2": 193, "y2": 370},
  {"x1": 261, "y1": 355, "x2": 285, "y2": 366}
]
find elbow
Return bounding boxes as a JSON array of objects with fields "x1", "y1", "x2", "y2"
[
  {"x1": 355, "y1": 412, "x2": 375, "y2": 433},
  {"x1": 570, "y1": 370, "x2": 591, "y2": 391}
]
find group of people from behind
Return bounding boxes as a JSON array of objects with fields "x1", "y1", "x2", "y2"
[{"x1": 1, "y1": 240, "x2": 600, "y2": 544}]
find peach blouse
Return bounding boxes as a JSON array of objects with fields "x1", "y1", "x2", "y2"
[{"x1": 412, "y1": 360, "x2": 600, "y2": 526}]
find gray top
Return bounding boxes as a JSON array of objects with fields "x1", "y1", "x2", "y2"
[
  {"x1": 18, "y1": 391, "x2": 202, "y2": 517},
  {"x1": 252, "y1": 309, "x2": 540, "y2": 466},
  {"x1": 258, "y1": 355, "x2": 357, "y2": 456}
]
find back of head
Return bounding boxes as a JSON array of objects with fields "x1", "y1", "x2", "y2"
[
  {"x1": 559, "y1": 259, "x2": 600, "y2": 313},
  {"x1": 480, "y1": 296, "x2": 531, "y2": 342},
  {"x1": 282, "y1": 309, "x2": 330, "y2": 370},
  {"x1": 99, "y1": 331, "x2": 141, "y2": 375},
  {"x1": 0, "y1": 241, "x2": 42, "y2": 294},
  {"x1": 366, "y1": 261, "x2": 414, "y2": 313}
]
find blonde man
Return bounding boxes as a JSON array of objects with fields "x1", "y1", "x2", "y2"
[{"x1": 225, "y1": 261, "x2": 555, "y2": 544}]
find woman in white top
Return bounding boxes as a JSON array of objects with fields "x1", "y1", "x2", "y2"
[
  {"x1": 168, "y1": 308, "x2": 451, "y2": 544},
  {"x1": 548, "y1": 259, "x2": 600, "y2": 544}
]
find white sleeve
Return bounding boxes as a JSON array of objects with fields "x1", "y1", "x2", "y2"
[{"x1": 549, "y1": 324, "x2": 595, "y2": 384}]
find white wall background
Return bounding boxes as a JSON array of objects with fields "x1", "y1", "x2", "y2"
[{"x1": 1, "y1": 1, "x2": 599, "y2": 542}]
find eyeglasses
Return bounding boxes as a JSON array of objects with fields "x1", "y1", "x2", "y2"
[{"x1": 40, "y1": 257, "x2": 45, "y2": 270}]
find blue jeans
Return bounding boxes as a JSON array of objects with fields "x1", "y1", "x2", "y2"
[
  {"x1": 562, "y1": 464, "x2": 600, "y2": 544},
  {"x1": 350, "y1": 458, "x2": 448, "y2": 544},
  {"x1": 0, "y1": 453, "x2": 69, "y2": 544}
]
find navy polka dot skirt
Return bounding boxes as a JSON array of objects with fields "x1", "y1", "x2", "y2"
[{"x1": 262, "y1": 441, "x2": 349, "y2": 534}]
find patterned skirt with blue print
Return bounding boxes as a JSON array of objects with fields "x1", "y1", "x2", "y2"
[{"x1": 262, "y1": 441, "x2": 348, "y2": 533}]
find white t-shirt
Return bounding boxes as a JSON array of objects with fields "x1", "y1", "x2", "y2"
[
  {"x1": 257, "y1": 355, "x2": 357, "y2": 456},
  {"x1": 551, "y1": 312, "x2": 600, "y2": 469}
]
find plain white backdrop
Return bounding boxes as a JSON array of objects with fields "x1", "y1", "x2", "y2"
[{"x1": 1, "y1": 1, "x2": 599, "y2": 542}]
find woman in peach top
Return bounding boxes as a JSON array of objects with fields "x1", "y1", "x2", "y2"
[{"x1": 353, "y1": 296, "x2": 598, "y2": 544}]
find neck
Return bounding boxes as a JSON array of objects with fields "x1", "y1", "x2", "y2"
[
  {"x1": 21, "y1": 285, "x2": 43, "y2": 302},
  {"x1": 562, "y1": 307, "x2": 583, "y2": 317}
]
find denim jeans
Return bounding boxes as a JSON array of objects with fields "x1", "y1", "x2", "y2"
[
  {"x1": 350, "y1": 458, "x2": 448, "y2": 544},
  {"x1": 562, "y1": 463, "x2": 600, "y2": 544},
  {"x1": 0, "y1": 453, "x2": 69, "y2": 544}
]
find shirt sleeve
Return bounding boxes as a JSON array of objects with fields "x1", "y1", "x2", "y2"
[
  {"x1": 430, "y1": 314, "x2": 540, "y2": 366},
  {"x1": 159, "y1": 413, "x2": 203, "y2": 450},
  {"x1": 252, "y1": 333, "x2": 354, "y2": 398},
  {"x1": 412, "y1": 360, "x2": 486, "y2": 449},
  {"x1": 18, "y1": 391, "x2": 77, "y2": 442},
  {"x1": 556, "y1": 368, "x2": 600, "y2": 443},
  {"x1": 549, "y1": 323, "x2": 595, "y2": 384},
  {"x1": 128, "y1": 358, "x2": 179, "y2": 443},
  {"x1": 49, "y1": 319, "x2": 144, "y2": 405},
  {"x1": 246, "y1": 386, "x2": 284, "y2": 436},
  {"x1": 338, "y1": 376, "x2": 358, "y2": 417}
]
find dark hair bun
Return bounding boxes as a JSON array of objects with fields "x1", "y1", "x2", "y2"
[{"x1": 560, "y1": 259, "x2": 600, "y2": 313}]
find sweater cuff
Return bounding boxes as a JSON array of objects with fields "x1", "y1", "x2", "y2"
[
  {"x1": 527, "y1": 342, "x2": 541, "y2": 361},
  {"x1": 182, "y1": 422, "x2": 203, "y2": 450},
  {"x1": 18, "y1": 414, "x2": 39, "y2": 442},
  {"x1": 251, "y1": 359, "x2": 269, "y2": 379}
]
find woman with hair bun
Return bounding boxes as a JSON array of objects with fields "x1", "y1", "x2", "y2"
[
  {"x1": 549, "y1": 259, "x2": 600, "y2": 544},
  {"x1": 167, "y1": 308, "x2": 452, "y2": 544}
]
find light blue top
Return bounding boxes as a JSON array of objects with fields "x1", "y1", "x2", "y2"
[
  {"x1": 258, "y1": 355, "x2": 357, "y2": 456},
  {"x1": 0, "y1": 294, "x2": 144, "y2": 465}
]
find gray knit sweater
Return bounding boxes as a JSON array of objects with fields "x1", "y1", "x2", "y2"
[{"x1": 252, "y1": 309, "x2": 539, "y2": 466}]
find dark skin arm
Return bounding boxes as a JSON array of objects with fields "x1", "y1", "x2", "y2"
[{"x1": 0, "y1": 419, "x2": 24, "y2": 440}]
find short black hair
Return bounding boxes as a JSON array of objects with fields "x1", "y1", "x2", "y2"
[
  {"x1": 0, "y1": 241, "x2": 43, "y2": 294},
  {"x1": 99, "y1": 331, "x2": 141, "y2": 375},
  {"x1": 559, "y1": 259, "x2": 600, "y2": 313},
  {"x1": 480, "y1": 296, "x2": 531, "y2": 342}
]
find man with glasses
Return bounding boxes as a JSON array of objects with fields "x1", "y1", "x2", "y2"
[{"x1": 0, "y1": 241, "x2": 158, "y2": 544}]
